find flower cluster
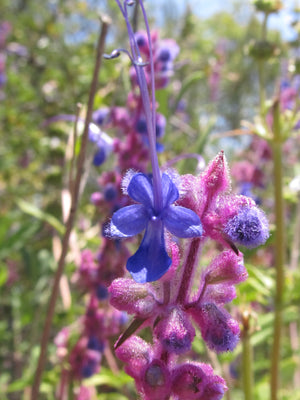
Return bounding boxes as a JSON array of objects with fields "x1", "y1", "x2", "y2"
[
  {"x1": 54, "y1": 295, "x2": 127, "y2": 396},
  {"x1": 109, "y1": 152, "x2": 268, "y2": 399},
  {"x1": 53, "y1": 5, "x2": 182, "y2": 396},
  {"x1": 116, "y1": 335, "x2": 227, "y2": 400},
  {"x1": 53, "y1": 1, "x2": 270, "y2": 398}
]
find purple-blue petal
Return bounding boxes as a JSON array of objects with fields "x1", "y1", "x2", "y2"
[
  {"x1": 161, "y1": 173, "x2": 179, "y2": 208},
  {"x1": 126, "y1": 219, "x2": 172, "y2": 283},
  {"x1": 127, "y1": 173, "x2": 154, "y2": 208},
  {"x1": 111, "y1": 204, "x2": 148, "y2": 237},
  {"x1": 163, "y1": 205, "x2": 203, "y2": 238}
]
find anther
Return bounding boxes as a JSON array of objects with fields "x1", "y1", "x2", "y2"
[{"x1": 104, "y1": 49, "x2": 121, "y2": 60}]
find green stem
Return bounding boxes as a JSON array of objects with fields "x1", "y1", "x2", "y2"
[
  {"x1": 258, "y1": 60, "x2": 266, "y2": 117},
  {"x1": 258, "y1": 12, "x2": 269, "y2": 117},
  {"x1": 270, "y1": 99, "x2": 285, "y2": 400},
  {"x1": 242, "y1": 313, "x2": 254, "y2": 400}
]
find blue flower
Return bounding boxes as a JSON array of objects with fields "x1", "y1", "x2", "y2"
[{"x1": 108, "y1": 172, "x2": 202, "y2": 283}]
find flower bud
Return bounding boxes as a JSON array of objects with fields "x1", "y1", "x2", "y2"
[
  {"x1": 141, "y1": 360, "x2": 171, "y2": 400},
  {"x1": 253, "y1": 0, "x2": 283, "y2": 13},
  {"x1": 190, "y1": 303, "x2": 240, "y2": 353},
  {"x1": 171, "y1": 362, "x2": 227, "y2": 399},
  {"x1": 224, "y1": 206, "x2": 269, "y2": 248},
  {"x1": 109, "y1": 278, "x2": 157, "y2": 317},
  {"x1": 247, "y1": 39, "x2": 278, "y2": 60},
  {"x1": 115, "y1": 336, "x2": 152, "y2": 379},
  {"x1": 203, "y1": 283, "x2": 237, "y2": 305},
  {"x1": 155, "y1": 307, "x2": 195, "y2": 355},
  {"x1": 171, "y1": 362, "x2": 207, "y2": 399},
  {"x1": 202, "y1": 151, "x2": 230, "y2": 199},
  {"x1": 204, "y1": 251, "x2": 247, "y2": 285}
]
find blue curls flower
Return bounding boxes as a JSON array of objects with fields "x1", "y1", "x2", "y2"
[{"x1": 108, "y1": 172, "x2": 203, "y2": 283}]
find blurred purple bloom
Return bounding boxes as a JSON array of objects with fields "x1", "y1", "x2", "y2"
[
  {"x1": 92, "y1": 107, "x2": 110, "y2": 126},
  {"x1": 136, "y1": 112, "x2": 166, "y2": 152},
  {"x1": 88, "y1": 123, "x2": 113, "y2": 166},
  {"x1": 108, "y1": 172, "x2": 202, "y2": 283}
]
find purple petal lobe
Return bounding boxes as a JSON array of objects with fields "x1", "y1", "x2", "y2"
[
  {"x1": 127, "y1": 219, "x2": 172, "y2": 283},
  {"x1": 164, "y1": 206, "x2": 203, "y2": 238},
  {"x1": 111, "y1": 204, "x2": 148, "y2": 237},
  {"x1": 162, "y1": 173, "x2": 179, "y2": 208},
  {"x1": 127, "y1": 173, "x2": 154, "y2": 208}
]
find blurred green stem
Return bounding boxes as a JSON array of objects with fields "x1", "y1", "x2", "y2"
[
  {"x1": 258, "y1": 12, "x2": 269, "y2": 117},
  {"x1": 242, "y1": 312, "x2": 254, "y2": 400},
  {"x1": 258, "y1": 61, "x2": 266, "y2": 116},
  {"x1": 270, "y1": 99, "x2": 285, "y2": 400}
]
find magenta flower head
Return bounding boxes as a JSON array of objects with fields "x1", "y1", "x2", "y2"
[
  {"x1": 107, "y1": 172, "x2": 202, "y2": 283},
  {"x1": 204, "y1": 250, "x2": 248, "y2": 285},
  {"x1": 115, "y1": 335, "x2": 153, "y2": 379},
  {"x1": 171, "y1": 362, "x2": 227, "y2": 400},
  {"x1": 155, "y1": 307, "x2": 195, "y2": 355},
  {"x1": 141, "y1": 359, "x2": 171, "y2": 400},
  {"x1": 224, "y1": 206, "x2": 269, "y2": 248},
  {"x1": 190, "y1": 303, "x2": 240, "y2": 353},
  {"x1": 109, "y1": 278, "x2": 158, "y2": 317}
]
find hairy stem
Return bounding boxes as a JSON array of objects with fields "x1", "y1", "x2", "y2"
[
  {"x1": 176, "y1": 238, "x2": 201, "y2": 304},
  {"x1": 30, "y1": 18, "x2": 110, "y2": 400},
  {"x1": 270, "y1": 99, "x2": 285, "y2": 400},
  {"x1": 163, "y1": 281, "x2": 171, "y2": 305}
]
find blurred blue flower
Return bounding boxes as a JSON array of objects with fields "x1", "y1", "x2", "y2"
[
  {"x1": 108, "y1": 172, "x2": 202, "y2": 283},
  {"x1": 88, "y1": 123, "x2": 113, "y2": 166}
]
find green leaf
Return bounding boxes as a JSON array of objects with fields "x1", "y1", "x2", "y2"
[
  {"x1": 16, "y1": 199, "x2": 65, "y2": 235},
  {"x1": 84, "y1": 367, "x2": 133, "y2": 389},
  {"x1": 98, "y1": 394, "x2": 129, "y2": 400},
  {"x1": 0, "y1": 221, "x2": 40, "y2": 259}
]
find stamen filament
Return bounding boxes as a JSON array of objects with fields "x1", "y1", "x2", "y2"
[{"x1": 115, "y1": 0, "x2": 163, "y2": 213}]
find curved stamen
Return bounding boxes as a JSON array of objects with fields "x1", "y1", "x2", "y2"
[
  {"x1": 115, "y1": 0, "x2": 163, "y2": 213},
  {"x1": 139, "y1": 0, "x2": 163, "y2": 213},
  {"x1": 104, "y1": 48, "x2": 149, "y2": 67}
]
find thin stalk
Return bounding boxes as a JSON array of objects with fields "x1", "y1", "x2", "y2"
[
  {"x1": 132, "y1": 0, "x2": 140, "y2": 32},
  {"x1": 242, "y1": 311, "x2": 254, "y2": 400},
  {"x1": 257, "y1": 12, "x2": 269, "y2": 117},
  {"x1": 270, "y1": 99, "x2": 285, "y2": 400},
  {"x1": 30, "y1": 17, "x2": 110, "y2": 400},
  {"x1": 115, "y1": 0, "x2": 163, "y2": 212},
  {"x1": 289, "y1": 195, "x2": 300, "y2": 388},
  {"x1": 176, "y1": 238, "x2": 201, "y2": 304},
  {"x1": 258, "y1": 60, "x2": 266, "y2": 117},
  {"x1": 139, "y1": 0, "x2": 163, "y2": 212}
]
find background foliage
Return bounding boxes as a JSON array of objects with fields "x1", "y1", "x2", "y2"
[{"x1": 1, "y1": 0, "x2": 300, "y2": 399}]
